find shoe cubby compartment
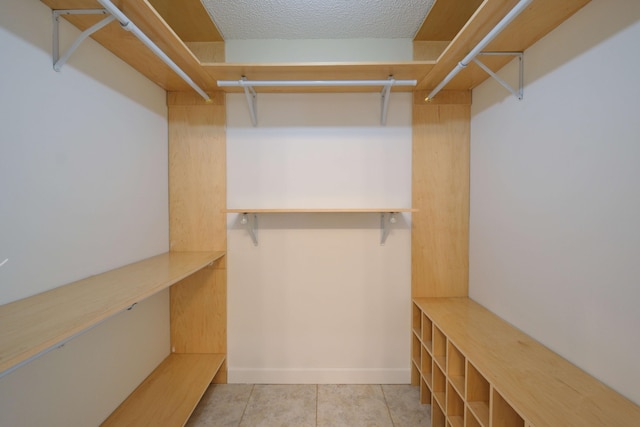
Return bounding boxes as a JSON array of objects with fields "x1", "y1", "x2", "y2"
[
  {"x1": 447, "y1": 341, "x2": 465, "y2": 397},
  {"x1": 467, "y1": 362, "x2": 490, "y2": 427},
  {"x1": 421, "y1": 344, "x2": 433, "y2": 388},
  {"x1": 491, "y1": 389, "x2": 524, "y2": 427},
  {"x1": 422, "y1": 312, "x2": 433, "y2": 353},
  {"x1": 433, "y1": 325, "x2": 447, "y2": 371},
  {"x1": 447, "y1": 381, "x2": 464, "y2": 427}
]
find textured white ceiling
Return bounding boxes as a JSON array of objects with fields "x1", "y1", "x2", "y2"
[{"x1": 202, "y1": 0, "x2": 436, "y2": 40}]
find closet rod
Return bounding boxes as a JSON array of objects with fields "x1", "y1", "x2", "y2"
[
  {"x1": 425, "y1": 0, "x2": 533, "y2": 101},
  {"x1": 217, "y1": 79, "x2": 417, "y2": 87},
  {"x1": 95, "y1": 0, "x2": 211, "y2": 102}
]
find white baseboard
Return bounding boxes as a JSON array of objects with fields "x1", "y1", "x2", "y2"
[{"x1": 228, "y1": 368, "x2": 411, "y2": 384}]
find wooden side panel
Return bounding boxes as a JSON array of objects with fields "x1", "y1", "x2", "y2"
[
  {"x1": 168, "y1": 91, "x2": 227, "y2": 382},
  {"x1": 186, "y1": 41, "x2": 225, "y2": 63},
  {"x1": 412, "y1": 91, "x2": 470, "y2": 298},
  {"x1": 413, "y1": 41, "x2": 451, "y2": 61}
]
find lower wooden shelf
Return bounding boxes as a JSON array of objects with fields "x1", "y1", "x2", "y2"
[{"x1": 101, "y1": 353, "x2": 225, "y2": 427}]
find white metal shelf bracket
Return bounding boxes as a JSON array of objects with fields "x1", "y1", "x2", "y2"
[
  {"x1": 380, "y1": 212, "x2": 398, "y2": 245},
  {"x1": 474, "y1": 52, "x2": 524, "y2": 100},
  {"x1": 241, "y1": 213, "x2": 259, "y2": 246},
  {"x1": 52, "y1": 9, "x2": 112, "y2": 71},
  {"x1": 240, "y1": 77, "x2": 258, "y2": 126},
  {"x1": 380, "y1": 76, "x2": 395, "y2": 126}
]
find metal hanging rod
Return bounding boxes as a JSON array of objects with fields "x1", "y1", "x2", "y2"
[
  {"x1": 52, "y1": 0, "x2": 211, "y2": 102},
  {"x1": 220, "y1": 77, "x2": 416, "y2": 127},
  {"x1": 425, "y1": 0, "x2": 533, "y2": 102},
  {"x1": 217, "y1": 79, "x2": 417, "y2": 87}
]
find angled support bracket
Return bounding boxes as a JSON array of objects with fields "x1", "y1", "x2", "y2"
[
  {"x1": 52, "y1": 9, "x2": 113, "y2": 71},
  {"x1": 380, "y1": 76, "x2": 395, "y2": 126},
  {"x1": 241, "y1": 213, "x2": 259, "y2": 246},
  {"x1": 240, "y1": 77, "x2": 258, "y2": 127},
  {"x1": 474, "y1": 52, "x2": 524, "y2": 100},
  {"x1": 380, "y1": 212, "x2": 398, "y2": 245}
]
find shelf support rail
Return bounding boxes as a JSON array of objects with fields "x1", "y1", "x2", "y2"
[
  {"x1": 218, "y1": 77, "x2": 416, "y2": 127},
  {"x1": 473, "y1": 52, "x2": 524, "y2": 100},
  {"x1": 425, "y1": 0, "x2": 533, "y2": 102},
  {"x1": 51, "y1": 0, "x2": 211, "y2": 102}
]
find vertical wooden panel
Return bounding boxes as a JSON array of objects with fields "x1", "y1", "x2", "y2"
[
  {"x1": 168, "y1": 91, "x2": 227, "y2": 382},
  {"x1": 412, "y1": 90, "x2": 470, "y2": 298}
]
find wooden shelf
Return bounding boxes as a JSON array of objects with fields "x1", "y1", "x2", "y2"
[
  {"x1": 224, "y1": 208, "x2": 417, "y2": 213},
  {"x1": 413, "y1": 297, "x2": 640, "y2": 427},
  {"x1": 101, "y1": 353, "x2": 225, "y2": 426},
  {"x1": 0, "y1": 251, "x2": 224, "y2": 375}
]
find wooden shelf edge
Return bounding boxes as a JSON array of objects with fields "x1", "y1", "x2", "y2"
[
  {"x1": 0, "y1": 251, "x2": 225, "y2": 375},
  {"x1": 224, "y1": 208, "x2": 418, "y2": 213},
  {"x1": 101, "y1": 353, "x2": 225, "y2": 426}
]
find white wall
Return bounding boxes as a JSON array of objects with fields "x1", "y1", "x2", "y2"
[
  {"x1": 227, "y1": 93, "x2": 412, "y2": 383},
  {"x1": 0, "y1": 0, "x2": 169, "y2": 424},
  {"x1": 470, "y1": 0, "x2": 640, "y2": 405},
  {"x1": 226, "y1": 38, "x2": 413, "y2": 62}
]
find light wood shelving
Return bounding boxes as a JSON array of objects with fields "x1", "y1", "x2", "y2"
[
  {"x1": 411, "y1": 297, "x2": 640, "y2": 427},
  {"x1": 40, "y1": 0, "x2": 590, "y2": 95},
  {"x1": 0, "y1": 251, "x2": 224, "y2": 375},
  {"x1": 102, "y1": 353, "x2": 225, "y2": 426}
]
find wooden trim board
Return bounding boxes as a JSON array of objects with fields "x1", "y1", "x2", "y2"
[{"x1": 224, "y1": 208, "x2": 418, "y2": 213}]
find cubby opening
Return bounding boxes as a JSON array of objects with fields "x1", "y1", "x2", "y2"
[
  {"x1": 433, "y1": 325, "x2": 447, "y2": 370},
  {"x1": 492, "y1": 390, "x2": 524, "y2": 427},
  {"x1": 422, "y1": 313, "x2": 433, "y2": 352},
  {"x1": 447, "y1": 341, "x2": 465, "y2": 396},
  {"x1": 447, "y1": 382, "x2": 464, "y2": 427},
  {"x1": 466, "y1": 407, "x2": 482, "y2": 427},
  {"x1": 421, "y1": 345, "x2": 433, "y2": 387},
  {"x1": 412, "y1": 333, "x2": 421, "y2": 368},
  {"x1": 467, "y1": 362, "x2": 490, "y2": 427},
  {"x1": 433, "y1": 363, "x2": 446, "y2": 409},
  {"x1": 412, "y1": 303, "x2": 421, "y2": 336},
  {"x1": 411, "y1": 359, "x2": 420, "y2": 386},
  {"x1": 432, "y1": 397, "x2": 446, "y2": 427},
  {"x1": 420, "y1": 377, "x2": 432, "y2": 404}
]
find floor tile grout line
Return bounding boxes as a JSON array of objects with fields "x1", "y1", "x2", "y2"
[
  {"x1": 380, "y1": 384, "x2": 397, "y2": 427},
  {"x1": 236, "y1": 384, "x2": 255, "y2": 427}
]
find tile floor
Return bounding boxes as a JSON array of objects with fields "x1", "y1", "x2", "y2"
[{"x1": 187, "y1": 384, "x2": 431, "y2": 427}]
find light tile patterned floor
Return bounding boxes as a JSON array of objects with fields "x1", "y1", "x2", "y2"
[{"x1": 187, "y1": 384, "x2": 431, "y2": 427}]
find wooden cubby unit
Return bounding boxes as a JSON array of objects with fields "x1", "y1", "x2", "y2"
[
  {"x1": 411, "y1": 297, "x2": 640, "y2": 427},
  {"x1": 420, "y1": 377, "x2": 432, "y2": 405}
]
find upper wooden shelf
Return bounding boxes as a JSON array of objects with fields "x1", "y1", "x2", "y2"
[
  {"x1": 224, "y1": 208, "x2": 418, "y2": 213},
  {"x1": 0, "y1": 251, "x2": 225, "y2": 375},
  {"x1": 414, "y1": 297, "x2": 640, "y2": 426},
  {"x1": 40, "y1": 0, "x2": 590, "y2": 95}
]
